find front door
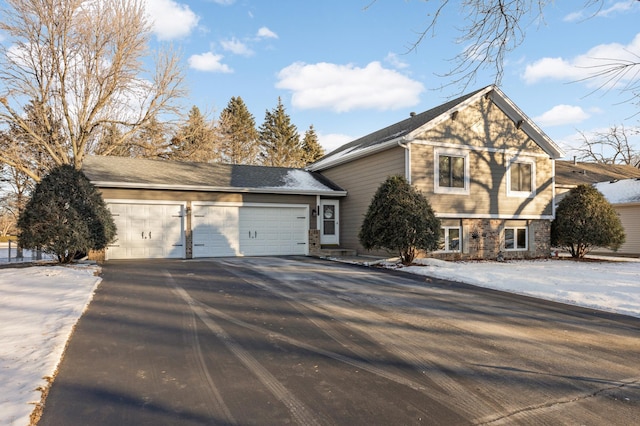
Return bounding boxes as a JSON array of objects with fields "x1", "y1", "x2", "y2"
[{"x1": 320, "y1": 200, "x2": 339, "y2": 245}]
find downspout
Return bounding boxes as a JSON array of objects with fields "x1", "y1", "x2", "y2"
[
  {"x1": 551, "y1": 159, "x2": 556, "y2": 220},
  {"x1": 398, "y1": 138, "x2": 412, "y2": 184}
]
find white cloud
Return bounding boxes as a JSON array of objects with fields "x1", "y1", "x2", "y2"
[
  {"x1": 188, "y1": 52, "x2": 232, "y2": 73},
  {"x1": 385, "y1": 52, "x2": 409, "y2": 69},
  {"x1": 220, "y1": 38, "x2": 254, "y2": 56},
  {"x1": 257, "y1": 27, "x2": 278, "y2": 39},
  {"x1": 318, "y1": 133, "x2": 354, "y2": 153},
  {"x1": 145, "y1": 0, "x2": 199, "y2": 41},
  {"x1": 276, "y1": 61, "x2": 424, "y2": 112},
  {"x1": 534, "y1": 104, "x2": 590, "y2": 127},
  {"x1": 564, "y1": 1, "x2": 636, "y2": 22},
  {"x1": 523, "y1": 33, "x2": 640, "y2": 88}
]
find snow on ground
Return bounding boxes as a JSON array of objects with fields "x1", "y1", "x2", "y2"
[
  {"x1": 1, "y1": 256, "x2": 639, "y2": 425},
  {"x1": 0, "y1": 263, "x2": 101, "y2": 426},
  {"x1": 387, "y1": 256, "x2": 640, "y2": 319}
]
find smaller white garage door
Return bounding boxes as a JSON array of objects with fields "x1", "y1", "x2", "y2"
[
  {"x1": 192, "y1": 204, "x2": 308, "y2": 257},
  {"x1": 107, "y1": 202, "x2": 185, "y2": 260}
]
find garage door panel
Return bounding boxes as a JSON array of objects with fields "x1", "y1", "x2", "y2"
[
  {"x1": 106, "y1": 203, "x2": 185, "y2": 260},
  {"x1": 193, "y1": 205, "x2": 308, "y2": 257},
  {"x1": 192, "y1": 205, "x2": 240, "y2": 257}
]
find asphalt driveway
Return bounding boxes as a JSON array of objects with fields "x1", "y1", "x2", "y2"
[{"x1": 39, "y1": 257, "x2": 640, "y2": 425}]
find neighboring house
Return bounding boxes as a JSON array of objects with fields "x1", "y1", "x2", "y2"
[
  {"x1": 555, "y1": 160, "x2": 640, "y2": 201},
  {"x1": 594, "y1": 179, "x2": 640, "y2": 256},
  {"x1": 82, "y1": 156, "x2": 345, "y2": 260},
  {"x1": 308, "y1": 85, "x2": 565, "y2": 260},
  {"x1": 554, "y1": 161, "x2": 640, "y2": 257}
]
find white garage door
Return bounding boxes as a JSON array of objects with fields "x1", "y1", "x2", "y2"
[
  {"x1": 107, "y1": 203, "x2": 185, "y2": 260},
  {"x1": 192, "y1": 204, "x2": 308, "y2": 257}
]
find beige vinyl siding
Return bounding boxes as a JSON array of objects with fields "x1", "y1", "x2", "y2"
[
  {"x1": 596, "y1": 204, "x2": 640, "y2": 255},
  {"x1": 409, "y1": 95, "x2": 554, "y2": 218},
  {"x1": 98, "y1": 188, "x2": 316, "y2": 205},
  {"x1": 98, "y1": 188, "x2": 319, "y2": 230},
  {"x1": 616, "y1": 205, "x2": 640, "y2": 254},
  {"x1": 319, "y1": 146, "x2": 406, "y2": 252},
  {"x1": 415, "y1": 95, "x2": 546, "y2": 154},
  {"x1": 98, "y1": 188, "x2": 243, "y2": 203}
]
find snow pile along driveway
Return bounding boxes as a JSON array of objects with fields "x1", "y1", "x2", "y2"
[
  {"x1": 0, "y1": 264, "x2": 101, "y2": 426},
  {"x1": 395, "y1": 257, "x2": 640, "y2": 318}
]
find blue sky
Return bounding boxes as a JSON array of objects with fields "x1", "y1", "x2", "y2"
[{"x1": 38, "y1": 1, "x2": 640, "y2": 158}]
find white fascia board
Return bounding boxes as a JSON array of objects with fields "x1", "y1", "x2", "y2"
[
  {"x1": 405, "y1": 86, "x2": 495, "y2": 141},
  {"x1": 488, "y1": 87, "x2": 565, "y2": 159},
  {"x1": 91, "y1": 181, "x2": 347, "y2": 197},
  {"x1": 435, "y1": 212, "x2": 555, "y2": 220},
  {"x1": 610, "y1": 201, "x2": 640, "y2": 207}
]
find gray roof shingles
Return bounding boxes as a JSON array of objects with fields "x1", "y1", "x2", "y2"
[
  {"x1": 82, "y1": 156, "x2": 345, "y2": 194},
  {"x1": 555, "y1": 160, "x2": 640, "y2": 187},
  {"x1": 319, "y1": 87, "x2": 486, "y2": 160}
]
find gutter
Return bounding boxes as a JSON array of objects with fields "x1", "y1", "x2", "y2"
[
  {"x1": 309, "y1": 136, "x2": 408, "y2": 171},
  {"x1": 90, "y1": 181, "x2": 347, "y2": 197}
]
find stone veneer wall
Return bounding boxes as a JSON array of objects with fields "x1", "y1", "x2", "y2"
[
  {"x1": 308, "y1": 229, "x2": 320, "y2": 256},
  {"x1": 430, "y1": 219, "x2": 551, "y2": 261}
]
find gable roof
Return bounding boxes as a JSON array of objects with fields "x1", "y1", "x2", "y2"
[
  {"x1": 83, "y1": 156, "x2": 346, "y2": 196},
  {"x1": 309, "y1": 85, "x2": 564, "y2": 171},
  {"x1": 555, "y1": 160, "x2": 640, "y2": 188}
]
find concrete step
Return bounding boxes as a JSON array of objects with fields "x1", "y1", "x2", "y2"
[{"x1": 318, "y1": 248, "x2": 358, "y2": 257}]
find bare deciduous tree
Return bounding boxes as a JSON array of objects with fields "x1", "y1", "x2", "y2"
[
  {"x1": 373, "y1": 0, "x2": 639, "y2": 99},
  {"x1": 576, "y1": 125, "x2": 640, "y2": 167},
  {"x1": 0, "y1": 0, "x2": 185, "y2": 181}
]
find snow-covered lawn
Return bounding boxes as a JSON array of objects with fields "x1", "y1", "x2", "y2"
[
  {"x1": 0, "y1": 264, "x2": 101, "y2": 426},
  {"x1": 1, "y1": 256, "x2": 639, "y2": 425},
  {"x1": 392, "y1": 256, "x2": 640, "y2": 319}
]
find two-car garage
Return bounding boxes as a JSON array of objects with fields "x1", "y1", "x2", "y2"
[
  {"x1": 83, "y1": 156, "x2": 346, "y2": 261},
  {"x1": 106, "y1": 201, "x2": 310, "y2": 260}
]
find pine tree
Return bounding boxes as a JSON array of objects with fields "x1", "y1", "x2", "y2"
[
  {"x1": 359, "y1": 175, "x2": 441, "y2": 265},
  {"x1": 259, "y1": 98, "x2": 305, "y2": 167},
  {"x1": 166, "y1": 106, "x2": 219, "y2": 162},
  {"x1": 301, "y1": 125, "x2": 325, "y2": 165},
  {"x1": 551, "y1": 184, "x2": 625, "y2": 258},
  {"x1": 217, "y1": 96, "x2": 260, "y2": 165},
  {"x1": 18, "y1": 165, "x2": 117, "y2": 263}
]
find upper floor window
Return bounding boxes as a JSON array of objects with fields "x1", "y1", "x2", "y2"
[
  {"x1": 434, "y1": 149, "x2": 469, "y2": 194},
  {"x1": 507, "y1": 158, "x2": 535, "y2": 198}
]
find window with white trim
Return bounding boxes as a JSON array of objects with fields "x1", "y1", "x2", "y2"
[
  {"x1": 434, "y1": 149, "x2": 469, "y2": 194},
  {"x1": 439, "y1": 226, "x2": 461, "y2": 252},
  {"x1": 507, "y1": 158, "x2": 535, "y2": 197},
  {"x1": 504, "y1": 226, "x2": 527, "y2": 251}
]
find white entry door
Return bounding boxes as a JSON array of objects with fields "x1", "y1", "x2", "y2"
[{"x1": 320, "y1": 200, "x2": 339, "y2": 245}]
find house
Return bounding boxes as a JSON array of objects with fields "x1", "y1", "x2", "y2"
[
  {"x1": 84, "y1": 85, "x2": 564, "y2": 261},
  {"x1": 555, "y1": 160, "x2": 640, "y2": 201},
  {"x1": 82, "y1": 156, "x2": 346, "y2": 260},
  {"x1": 592, "y1": 179, "x2": 640, "y2": 256},
  {"x1": 554, "y1": 160, "x2": 640, "y2": 257},
  {"x1": 308, "y1": 85, "x2": 565, "y2": 260}
]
